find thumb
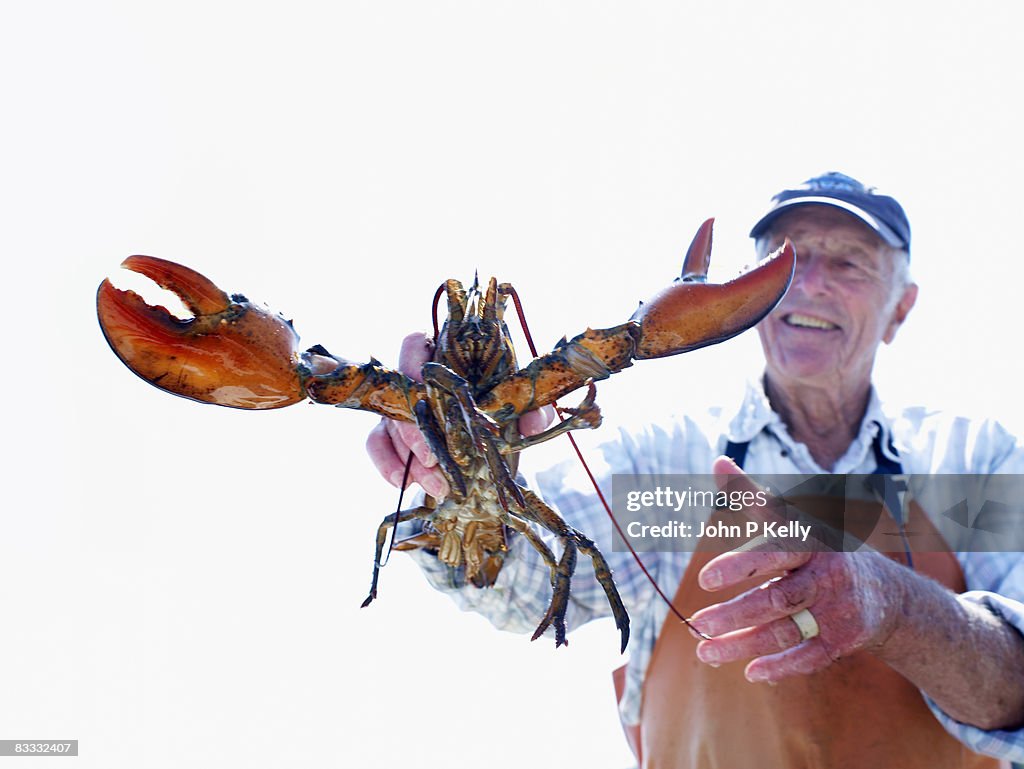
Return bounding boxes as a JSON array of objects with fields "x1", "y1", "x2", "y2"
[{"x1": 398, "y1": 332, "x2": 434, "y2": 381}]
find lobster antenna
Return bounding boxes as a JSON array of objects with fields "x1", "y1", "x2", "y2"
[
  {"x1": 505, "y1": 285, "x2": 539, "y2": 357},
  {"x1": 504, "y1": 285, "x2": 708, "y2": 639},
  {"x1": 383, "y1": 283, "x2": 449, "y2": 563},
  {"x1": 379, "y1": 450, "x2": 417, "y2": 568},
  {"x1": 431, "y1": 283, "x2": 446, "y2": 343},
  {"x1": 383, "y1": 282, "x2": 449, "y2": 566}
]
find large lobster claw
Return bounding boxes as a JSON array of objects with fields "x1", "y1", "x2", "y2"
[
  {"x1": 476, "y1": 219, "x2": 796, "y2": 418},
  {"x1": 632, "y1": 218, "x2": 795, "y2": 358},
  {"x1": 97, "y1": 255, "x2": 307, "y2": 409}
]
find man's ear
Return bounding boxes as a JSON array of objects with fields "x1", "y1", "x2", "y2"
[{"x1": 883, "y1": 282, "x2": 918, "y2": 344}]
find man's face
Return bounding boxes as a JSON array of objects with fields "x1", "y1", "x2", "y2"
[{"x1": 756, "y1": 205, "x2": 917, "y2": 391}]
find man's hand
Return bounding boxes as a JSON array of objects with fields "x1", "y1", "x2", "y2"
[
  {"x1": 689, "y1": 457, "x2": 905, "y2": 683},
  {"x1": 365, "y1": 333, "x2": 447, "y2": 497},
  {"x1": 365, "y1": 332, "x2": 554, "y2": 501},
  {"x1": 688, "y1": 457, "x2": 1024, "y2": 730}
]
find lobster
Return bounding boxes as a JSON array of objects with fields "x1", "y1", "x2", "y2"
[{"x1": 95, "y1": 219, "x2": 795, "y2": 652}]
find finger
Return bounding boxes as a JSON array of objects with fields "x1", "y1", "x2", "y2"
[
  {"x1": 712, "y1": 456, "x2": 788, "y2": 527},
  {"x1": 696, "y1": 615, "x2": 804, "y2": 666},
  {"x1": 367, "y1": 419, "x2": 410, "y2": 487},
  {"x1": 713, "y1": 456, "x2": 837, "y2": 555},
  {"x1": 712, "y1": 454, "x2": 754, "y2": 487},
  {"x1": 386, "y1": 416, "x2": 438, "y2": 469},
  {"x1": 370, "y1": 419, "x2": 450, "y2": 498},
  {"x1": 383, "y1": 418, "x2": 449, "y2": 497},
  {"x1": 398, "y1": 332, "x2": 434, "y2": 380},
  {"x1": 744, "y1": 638, "x2": 835, "y2": 683},
  {"x1": 407, "y1": 459, "x2": 450, "y2": 500},
  {"x1": 367, "y1": 419, "x2": 442, "y2": 493},
  {"x1": 699, "y1": 543, "x2": 812, "y2": 591},
  {"x1": 689, "y1": 570, "x2": 820, "y2": 637},
  {"x1": 519, "y1": 405, "x2": 556, "y2": 437}
]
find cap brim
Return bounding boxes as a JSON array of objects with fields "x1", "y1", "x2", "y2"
[{"x1": 749, "y1": 197, "x2": 906, "y2": 249}]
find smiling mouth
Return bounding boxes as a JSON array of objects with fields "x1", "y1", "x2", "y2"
[{"x1": 783, "y1": 313, "x2": 839, "y2": 330}]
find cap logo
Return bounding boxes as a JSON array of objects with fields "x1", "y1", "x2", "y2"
[{"x1": 798, "y1": 171, "x2": 872, "y2": 196}]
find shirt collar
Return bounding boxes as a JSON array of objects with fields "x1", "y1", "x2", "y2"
[
  {"x1": 724, "y1": 376, "x2": 777, "y2": 443},
  {"x1": 725, "y1": 377, "x2": 899, "y2": 470}
]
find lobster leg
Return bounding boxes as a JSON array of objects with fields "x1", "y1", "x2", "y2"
[
  {"x1": 533, "y1": 535, "x2": 578, "y2": 649},
  {"x1": 361, "y1": 505, "x2": 435, "y2": 608},
  {"x1": 477, "y1": 219, "x2": 796, "y2": 419},
  {"x1": 500, "y1": 381, "x2": 602, "y2": 455},
  {"x1": 515, "y1": 485, "x2": 630, "y2": 653},
  {"x1": 413, "y1": 399, "x2": 469, "y2": 499},
  {"x1": 501, "y1": 514, "x2": 561, "y2": 588}
]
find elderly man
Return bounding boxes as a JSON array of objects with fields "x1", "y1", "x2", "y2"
[{"x1": 367, "y1": 172, "x2": 1024, "y2": 767}]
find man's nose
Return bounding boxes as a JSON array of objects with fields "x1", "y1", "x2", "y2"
[{"x1": 792, "y1": 256, "x2": 830, "y2": 296}]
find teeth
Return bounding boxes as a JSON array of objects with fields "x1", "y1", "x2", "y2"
[{"x1": 785, "y1": 313, "x2": 838, "y2": 330}]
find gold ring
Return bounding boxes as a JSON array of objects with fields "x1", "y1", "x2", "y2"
[{"x1": 791, "y1": 608, "x2": 820, "y2": 641}]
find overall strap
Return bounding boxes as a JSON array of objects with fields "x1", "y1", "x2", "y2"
[
  {"x1": 871, "y1": 427, "x2": 903, "y2": 474},
  {"x1": 723, "y1": 439, "x2": 750, "y2": 469}
]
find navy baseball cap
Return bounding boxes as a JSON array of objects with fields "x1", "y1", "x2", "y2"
[{"x1": 749, "y1": 171, "x2": 911, "y2": 253}]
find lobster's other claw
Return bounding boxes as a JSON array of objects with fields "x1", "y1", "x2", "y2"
[
  {"x1": 476, "y1": 219, "x2": 795, "y2": 419},
  {"x1": 633, "y1": 219, "x2": 796, "y2": 358},
  {"x1": 97, "y1": 255, "x2": 306, "y2": 409}
]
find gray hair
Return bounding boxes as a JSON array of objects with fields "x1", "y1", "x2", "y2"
[{"x1": 887, "y1": 247, "x2": 913, "y2": 310}]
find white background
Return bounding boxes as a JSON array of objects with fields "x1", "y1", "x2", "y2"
[{"x1": 3, "y1": 2, "x2": 1023, "y2": 768}]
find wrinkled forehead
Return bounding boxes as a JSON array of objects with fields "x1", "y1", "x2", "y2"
[{"x1": 757, "y1": 205, "x2": 890, "y2": 253}]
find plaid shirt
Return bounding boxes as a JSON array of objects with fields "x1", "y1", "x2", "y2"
[{"x1": 406, "y1": 381, "x2": 1024, "y2": 762}]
